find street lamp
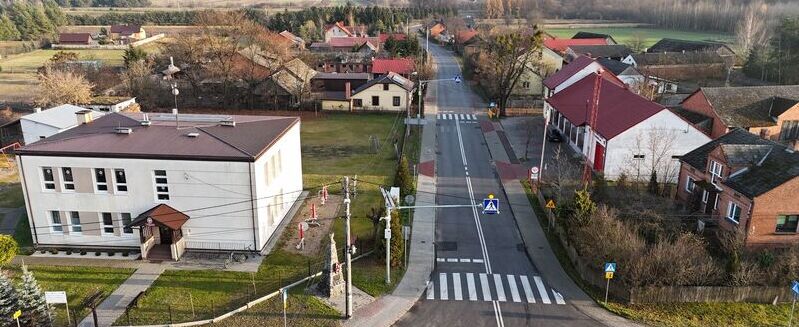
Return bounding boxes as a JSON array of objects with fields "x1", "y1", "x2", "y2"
[{"x1": 413, "y1": 74, "x2": 461, "y2": 124}]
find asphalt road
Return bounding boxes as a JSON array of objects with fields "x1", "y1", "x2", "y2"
[{"x1": 395, "y1": 42, "x2": 599, "y2": 327}]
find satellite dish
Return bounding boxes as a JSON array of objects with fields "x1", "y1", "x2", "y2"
[{"x1": 405, "y1": 194, "x2": 415, "y2": 205}]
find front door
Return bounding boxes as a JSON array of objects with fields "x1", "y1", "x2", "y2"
[
  {"x1": 593, "y1": 142, "x2": 605, "y2": 172},
  {"x1": 159, "y1": 226, "x2": 173, "y2": 244}
]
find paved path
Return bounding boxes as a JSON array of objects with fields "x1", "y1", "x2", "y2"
[
  {"x1": 0, "y1": 207, "x2": 24, "y2": 236},
  {"x1": 343, "y1": 46, "x2": 439, "y2": 327},
  {"x1": 78, "y1": 263, "x2": 165, "y2": 327}
]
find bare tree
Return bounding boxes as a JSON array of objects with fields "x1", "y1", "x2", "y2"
[
  {"x1": 736, "y1": 0, "x2": 771, "y2": 59},
  {"x1": 36, "y1": 66, "x2": 93, "y2": 107},
  {"x1": 624, "y1": 128, "x2": 678, "y2": 187},
  {"x1": 549, "y1": 145, "x2": 579, "y2": 202},
  {"x1": 626, "y1": 32, "x2": 647, "y2": 53}
]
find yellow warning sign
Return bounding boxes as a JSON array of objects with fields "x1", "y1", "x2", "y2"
[
  {"x1": 545, "y1": 200, "x2": 556, "y2": 209},
  {"x1": 12, "y1": 310, "x2": 21, "y2": 319},
  {"x1": 605, "y1": 272, "x2": 614, "y2": 279}
]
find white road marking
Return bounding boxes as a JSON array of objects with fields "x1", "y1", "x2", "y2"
[
  {"x1": 480, "y1": 273, "x2": 492, "y2": 301},
  {"x1": 447, "y1": 114, "x2": 453, "y2": 120},
  {"x1": 440, "y1": 273, "x2": 449, "y2": 300},
  {"x1": 493, "y1": 274, "x2": 506, "y2": 302},
  {"x1": 427, "y1": 281, "x2": 435, "y2": 300},
  {"x1": 459, "y1": 114, "x2": 465, "y2": 120},
  {"x1": 453, "y1": 273, "x2": 463, "y2": 300},
  {"x1": 520, "y1": 276, "x2": 535, "y2": 303},
  {"x1": 459, "y1": 258, "x2": 471, "y2": 263},
  {"x1": 473, "y1": 259, "x2": 484, "y2": 263},
  {"x1": 534, "y1": 276, "x2": 551, "y2": 304},
  {"x1": 470, "y1": 114, "x2": 477, "y2": 120},
  {"x1": 436, "y1": 258, "x2": 444, "y2": 262},
  {"x1": 447, "y1": 258, "x2": 458, "y2": 263},
  {"x1": 507, "y1": 275, "x2": 521, "y2": 303},
  {"x1": 466, "y1": 273, "x2": 477, "y2": 301},
  {"x1": 553, "y1": 289, "x2": 566, "y2": 304},
  {"x1": 437, "y1": 114, "x2": 441, "y2": 120}
]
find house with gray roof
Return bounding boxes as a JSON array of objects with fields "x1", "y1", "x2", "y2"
[
  {"x1": 565, "y1": 44, "x2": 632, "y2": 62},
  {"x1": 676, "y1": 128, "x2": 799, "y2": 247},
  {"x1": 571, "y1": 31, "x2": 617, "y2": 45},
  {"x1": 622, "y1": 52, "x2": 729, "y2": 81},
  {"x1": 647, "y1": 38, "x2": 735, "y2": 65},
  {"x1": 679, "y1": 85, "x2": 799, "y2": 146},
  {"x1": 15, "y1": 112, "x2": 303, "y2": 260}
]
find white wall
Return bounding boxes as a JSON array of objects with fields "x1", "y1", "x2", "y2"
[
  {"x1": 252, "y1": 122, "x2": 303, "y2": 251},
  {"x1": 18, "y1": 155, "x2": 258, "y2": 250},
  {"x1": 20, "y1": 120, "x2": 64, "y2": 145},
  {"x1": 604, "y1": 110, "x2": 711, "y2": 182},
  {"x1": 351, "y1": 83, "x2": 410, "y2": 112},
  {"x1": 553, "y1": 62, "x2": 605, "y2": 94}
]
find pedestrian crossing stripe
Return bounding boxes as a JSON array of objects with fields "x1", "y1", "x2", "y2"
[
  {"x1": 426, "y1": 273, "x2": 565, "y2": 304},
  {"x1": 437, "y1": 114, "x2": 478, "y2": 121}
]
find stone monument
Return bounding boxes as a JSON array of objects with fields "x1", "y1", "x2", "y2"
[{"x1": 318, "y1": 233, "x2": 344, "y2": 297}]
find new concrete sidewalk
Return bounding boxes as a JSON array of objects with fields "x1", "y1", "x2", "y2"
[
  {"x1": 344, "y1": 65, "x2": 440, "y2": 327},
  {"x1": 78, "y1": 263, "x2": 165, "y2": 327},
  {"x1": 482, "y1": 121, "x2": 645, "y2": 327}
]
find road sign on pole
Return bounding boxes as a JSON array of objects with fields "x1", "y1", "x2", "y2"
[
  {"x1": 530, "y1": 166, "x2": 540, "y2": 181},
  {"x1": 604, "y1": 262, "x2": 616, "y2": 273},
  {"x1": 604, "y1": 262, "x2": 616, "y2": 304},
  {"x1": 545, "y1": 200, "x2": 556, "y2": 209},
  {"x1": 482, "y1": 194, "x2": 499, "y2": 215},
  {"x1": 791, "y1": 281, "x2": 799, "y2": 327}
]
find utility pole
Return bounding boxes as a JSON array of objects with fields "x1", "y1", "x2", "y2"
[
  {"x1": 343, "y1": 177, "x2": 353, "y2": 319},
  {"x1": 384, "y1": 205, "x2": 392, "y2": 284},
  {"x1": 581, "y1": 70, "x2": 604, "y2": 187}
]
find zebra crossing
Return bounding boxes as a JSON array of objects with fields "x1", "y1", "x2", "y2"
[
  {"x1": 426, "y1": 272, "x2": 566, "y2": 305},
  {"x1": 436, "y1": 113, "x2": 478, "y2": 121}
]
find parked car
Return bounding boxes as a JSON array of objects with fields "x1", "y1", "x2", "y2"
[{"x1": 546, "y1": 126, "x2": 562, "y2": 142}]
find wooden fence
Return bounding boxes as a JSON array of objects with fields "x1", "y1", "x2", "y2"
[{"x1": 533, "y1": 188, "x2": 793, "y2": 304}]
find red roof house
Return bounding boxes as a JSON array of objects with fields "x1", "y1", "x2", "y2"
[
  {"x1": 545, "y1": 72, "x2": 711, "y2": 181},
  {"x1": 58, "y1": 33, "x2": 92, "y2": 45},
  {"x1": 371, "y1": 58, "x2": 416, "y2": 76},
  {"x1": 379, "y1": 33, "x2": 408, "y2": 43},
  {"x1": 543, "y1": 38, "x2": 607, "y2": 54},
  {"x1": 542, "y1": 55, "x2": 624, "y2": 94}
]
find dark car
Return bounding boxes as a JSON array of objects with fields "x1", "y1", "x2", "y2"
[{"x1": 546, "y1": 126, "x2": 562, "y2": 142}]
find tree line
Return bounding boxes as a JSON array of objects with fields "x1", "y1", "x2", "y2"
[
  {"x1": 0, "y1": 0, "x2": 67, "y2": 41},
  {"x1": 743, "y1": 17, "x2": 799, "y2": 85},
  {"x1": 54, "y1": 0, "x2": 151, "y2": 7}
]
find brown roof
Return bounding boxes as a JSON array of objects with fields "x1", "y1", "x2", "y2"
[
  {"x1": 128, "y1": 204, "x2": 189, "y2": 230},
  {"x1": 59, "y1": 33, "x2": 91, "y2": 43},
  {"x1": 110, "y1": 24, "x2": 142, "y2": 35},
  {"x1": 17, "y1": 112, "x2": 299, "y2": 162}
]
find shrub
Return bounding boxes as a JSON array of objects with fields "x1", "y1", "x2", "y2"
[
  {"x1": 573, "y1": 206, "x2": 645, "y2": 268},
  {"x1": 0, "y1": 236, "x2": 17, "y2": 265},
  {"x1": 394, "y1": 156, "x2": 414, "y2": 198},
  {"x1": 107, "y1": 251, "x2": 115, "y2": 256},
  {"x1": 626, "y1": 233, "x2": 723, "y2": 287},
  {"x1": 571, "y1": 188, "x2": 597, "y2": 226},
  {"x1": 647, "y1": 171, "x2": 659, "y2": 195},
  {"x1": 94, "y1": 252, "x2": 102, "y2": 256},
  {"x1": 80, "y1": 251, "x2": 87, "y2": 256}
]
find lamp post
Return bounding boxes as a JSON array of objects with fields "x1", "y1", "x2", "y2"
[{"x1": 414, "y1": 75, "x2": 461, "y2": 124}]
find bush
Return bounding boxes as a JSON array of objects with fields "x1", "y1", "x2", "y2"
[
  {"x1": 0, "y1": 235, "x2": 17, "y2": 265},
  {"x1": 80, "y1": 251, "x2": 87, "y2": 256},
  {"x1": 94, "y1": 252, "x2": 102, "y2": 256},
  {"x1": 571, "y1": 188, "x2": 597, "y2": 226},
  {"x1": 626, "y1": 233, "x2": 723, "y2": 287},
  {"x1": 573, "y1": 206, "x2": 645, "y2": 268},
  {"x1": 394, "y1": 156, "x2": 414, "y2": 198}
]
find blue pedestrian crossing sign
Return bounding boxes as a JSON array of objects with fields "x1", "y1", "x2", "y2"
[
  {"x1": 792, "y1": 280, "x2": 799, "y2": 296},
  {"x1": 482, "y1": 194, "x2": 499, "y2": 215},
  {"x1": 604, "y1": 262, "x2": 616, "y2": 273}
]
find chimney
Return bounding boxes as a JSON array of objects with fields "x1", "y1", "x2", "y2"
[
  {"x1": 75, "y1": 109, "x2": 93, "y2": 125},
  {"x1": 345, "y1": 82, "x2": 351, "y2": 99}
]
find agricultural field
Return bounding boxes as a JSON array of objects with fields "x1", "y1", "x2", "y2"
[
  {"x1": 545, "y1": 27, "x2": 735, "y2": 48},
  {"x1": 0, "y1": 49, "x2": 125, "y2": 74}
]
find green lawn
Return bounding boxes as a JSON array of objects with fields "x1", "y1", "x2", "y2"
[
  {"x1": 605, "y1": 302, "x2": 794, "y2": 327},
  {"x1": 0, "y1": 49, "x2": 124, "y2": 73},
  {"x1": 545, "y1": 27, "x2": 734, "y2": 48},
  {"x1": 2, "y1": 265, "x2": 134, "y2": 327},
  {"x1": 119, "y1": 113, "x2": 408, "y2": 325}
]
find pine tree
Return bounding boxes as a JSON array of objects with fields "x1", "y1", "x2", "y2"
[
  {"x1": 647, "y1": 171, "x2": 659, "y2": 195},
  {"x1": 18, "y1": 265, "x2": 53, "y2": 327},
  {"x1": 394, "y1": 156, "x2": 414, "y2": 198},
  {"x1": 0, "y1": 14, "x2": 21, "y2": 41},
  {"x1": 0, "y1": 270, "x2": 20, "y2": 327}
]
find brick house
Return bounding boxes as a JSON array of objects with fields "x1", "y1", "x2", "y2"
[
  {"x1": 679, "y1": 85, "x2": 799, "y2": 148},
  {"x1": 109, "y1": 24, "x2": 146, "y2": 44},
  {"x1": 58, "y1": 33, "x2": 92, "y2": 45},
  {"x1": 675, "y1": 128, "x2": 799, "y2": 247}
]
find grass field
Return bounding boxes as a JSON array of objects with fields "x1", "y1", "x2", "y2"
[
  {"x1": 119, "y1": 113, "x2": 407, "y2": 325},
  {"x1": 0, "y1": 49, "x2": 124, "y2": 74},
  {"x1": 545, "y1": 27, "x2": 735, "y2": 48},
  {"x1": 2, "y1": 265, "x2": 134, "y2": 327}
]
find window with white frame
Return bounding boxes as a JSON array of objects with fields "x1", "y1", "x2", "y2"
[
  {"x1": 121, "y1": 213, "x2": 133, "y2": 234},
  {"x1": 69, "y1": 211, "x2": 81, "y2": 233},
  {"x1": 101, "y1": 212, "x2": 114, "y2": 234},
  {"x1": 50, "y1": 211, "x2": 62, "y2": 232},
  {"x1": 61, "y1": 167, "x2": 74, "y2": 191},
  {"x1": 714, "y1": 194, "x2": 719, "y2": 210},
  {"x1": 154, "y1": 170, "x2": 169, "y2": 201},
  {"x1": 727, "y1": 202, "x2": 742, "y2": 224},
  {"x1": 42, "y1": 167, "x2": 55, "y2": 190},
  {"x1": 114, "y1": 169, "x2": 128, "y2": 192},
  {"x1": 94, "y1": 168, "x2": 108, "y2": 192},
  {"x1": 710, "y1": 160, "x2": 723, "y2": 178},
  {"x1": 685, "y1": 176, "x2": 695, "y2": 193},
  {"x1": 702, "y1": 190, "x2": 709, "y2": 203}
]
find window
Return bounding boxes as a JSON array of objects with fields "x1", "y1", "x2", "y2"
[
  {"x1": 114, "y1": 169, "x2": 128, "y2": 192},
  {"x1": 777, "y1": 215, "x2": 799, "y2": 233},
  {"x1": 702, "y1": 190, "x2": 709, "y2": 203},
  {"x1": 154, "y1": 170, "x2": 169, "y2": 201},
  {"x1": 94, "y1": 168, "x2": 108, "y2": 192},
  {"x1": 102, "y1": 212, "x2": 114, "y2": 234},
  {"x1": 371, "y1": 96, "x2": 380, "y2": 106},
  {"x1": 393, "y1": 96, "x2": 401, "y2": 107},
  {"x1": 522, "y1": 81, "x2": 530, "y2": 88},
  {"x1": 383, "y1": 83, "x2": 389, "y2": 91},
  {"x1": 70, "y1": 211, "x2": 81, "y2": 233},
  {"x1": 710, "y1": 160, "x2": 723, "y2": 178},
  {"x1": 781, "y1": 120, "x2": 799, "y2": 141},
  {"x1": 121, "y1": 213, "x2": 133, "y2": 234},
  {"x1": 633, "y1": 154, "x2": 645, "y2": 159},
  {"x1": 685, "y1": 176, "x2": 695, "y2": 193},
  {"x1": 353, "y1": 99, "x2": 363, "y2": 107},
  {"x1": 42, "y1": 167, "x2": 55, "y2": 190},
  {"x1": 61, "y1": 167, "x2": 74, "y2": 191},
  {"x1": 713, "y1": 194, "x2": 719, "y2": 210},
  {"x1": 50, "y1": 211, "x2": 62, "y2": 232},
  {"x1": 727, "y1": 202, "x2": 742, "y2": 224}
]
